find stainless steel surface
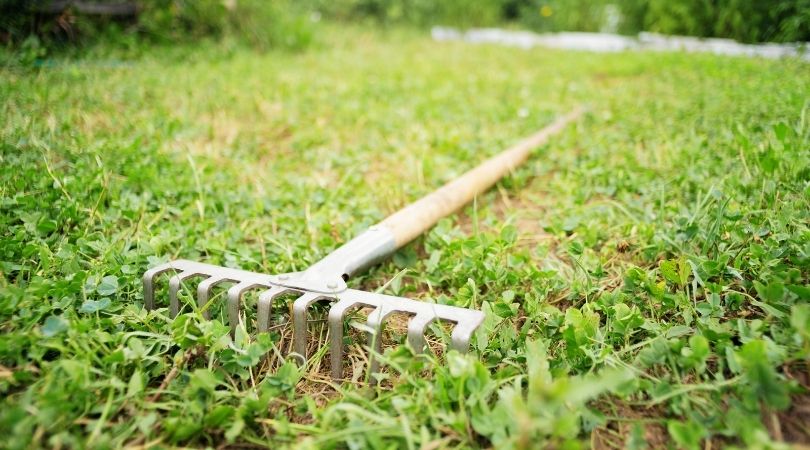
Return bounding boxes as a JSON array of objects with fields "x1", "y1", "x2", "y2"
[
  {"x1": 143, "y1": 256, "x2": 485, "y2": 380},
  {"x1": 269, "y1": 226, "x2": 397, "y2": 294},
  {"x1": 325, "y1": 288, "x2": 484, "y2": 380}
]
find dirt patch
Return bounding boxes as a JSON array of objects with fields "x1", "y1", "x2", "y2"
[
  {"x1": 257, "y1": 301, "x2": 439, "y2": 410},
  {"x1": 76, "y1": 110, "x2": 116, "y2": 137},
  {"x1": 456, "y1": 184, "x2": 553, "y2": 247},
  {"x1": 777, "y1": 361, "x2": 810, "y2": 444},
  {"x1": 172, "y1": 112, "x2": 242, "y2": 158},
  {"x1": 591, "y1": 399, "x2": 670, "y2": 449}
]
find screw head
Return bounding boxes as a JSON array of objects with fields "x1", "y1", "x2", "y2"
[
  {"x1": 278, "y1": 274, "x2": 289, "y2": 281},
  {"x1": 326, "y1": 281, "x2": 338, "y2": 289}
]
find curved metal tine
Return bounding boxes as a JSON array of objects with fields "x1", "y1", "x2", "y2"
[
  {"x1": 406, "y1": 313, "x2": 438, "y2": 354},
  {"x1": 227, "y1": 282, "x2": 266, "y2": 336},
  {"x1": 449, "y1": 311, "x2": 486, "y2": 353},
  {"x1": 328, "y1": 299, "x2": 366, "y2": 381},
  {"x1": 142, "y1": 264, "x2": 177, "y2": 310},
  {"x1": 196, "y1": 277, "x2": 228, "y2": 320},
  {"x1": 292, "y1": 292, "x2": 334, "y2": 361},
  {"x1": 168, "y1": 272, "x2": 204, "y2": 318},
  {"x1": 366, "y1": 305, "x2": 398, "y2": 381},
  {"x1": 256, "y1": 286, "x2": 294, "y2": 334}
]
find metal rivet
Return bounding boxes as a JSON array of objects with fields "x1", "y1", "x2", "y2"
[
  {"x1": 279, "y1": 275, "x2": 289, "y2": 281},
  {"x1": 326, "y1": 281, "x2": 338, "y2": 289}
]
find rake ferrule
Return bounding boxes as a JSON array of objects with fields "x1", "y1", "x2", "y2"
[{"x1": 270, "y1": 226, "x2": 397, "y2": 294}]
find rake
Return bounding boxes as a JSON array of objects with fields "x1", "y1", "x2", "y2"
[{"x1": 142, "y1": 108, "x2": 583, "y2": 380}]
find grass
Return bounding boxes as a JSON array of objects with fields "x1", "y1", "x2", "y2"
[{"x1": 1, "y1": 24, "x2": 809, "y2": 448}]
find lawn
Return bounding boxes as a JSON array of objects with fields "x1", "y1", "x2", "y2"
[{"x1": 1, "y1": 25, "x2": 808, "y2": 448}]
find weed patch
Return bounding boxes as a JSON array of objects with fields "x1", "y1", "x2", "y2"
[{"x1": 1, "y1": 26, "x2": 808, "y2": 448}]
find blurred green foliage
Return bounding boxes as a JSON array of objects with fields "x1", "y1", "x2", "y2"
[
  {"x1": 138, "y1": 0, "x2": 314, "y2": 50},
  {"x1": 308, "y1": 0, "x2": 810, "y2": 42},
  {"x1": 516, "y1": 0, "x2": 612, "y2": 32},
  {"x1": 1, "y1": 0, "x2": 808, "y2": 57},
  {"x1": 616, "y1": 0, "x2": 810, "y2": 43},
  {"x1": 0, "y1": 0, "x2": 315, "y2": 55},
  {"x1": 305, "y1": 0, "x2": 506, "y2": 27},
  {"x1": 298, "y1": 0, "x2": 810, "y2": 42}
]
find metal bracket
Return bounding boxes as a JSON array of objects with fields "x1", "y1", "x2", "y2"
[{"x1": 271, "y1": 225, "x2": 396, "y2": 294}]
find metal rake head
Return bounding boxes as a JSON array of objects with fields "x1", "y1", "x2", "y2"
[{"x1": 143, "y1": 259, "x2": 484, "y2": 380}]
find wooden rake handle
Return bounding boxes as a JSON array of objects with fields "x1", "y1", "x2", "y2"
[{"x1": 379, "y1": 107, "x2": 585, "y2": 247}]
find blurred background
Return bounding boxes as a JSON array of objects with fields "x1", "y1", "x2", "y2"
[{"x1": 2, "y1": 0, "x2": 808, "y2": 61}]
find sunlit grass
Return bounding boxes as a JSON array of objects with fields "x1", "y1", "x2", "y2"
[{"x1": 1, "y1": 24, "x2": 808, "y2": 448}]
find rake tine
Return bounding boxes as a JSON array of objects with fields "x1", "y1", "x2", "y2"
[
  {"x1": 366, "y1": 306, "x2": 397, "y2": 379},
  {"x1": 196, "y1": 277, "x2": 226, "y2": 320},
  {"x1": 168, "y1": 272, "x2": 202, "y2": 318},
  {"x1": 256, "y1": 286, "x2": 291, "y2": 334},
  {"x1": 142, "y1": 264, "x2": 175, "y2": 310},
  {"x1": 328, "y1": 298, "x2": 364, "y2": 380},
  {"x1": 292, "y1": 292, "x2": 332, "y2": 360},
  {"x1": 406, "y1": 313, "x2": 438, "y2": 354},
  {"x1": 226, "y1": 282, "x2": 265, "y2": 336},
  {"x1": 450, "y1": 316, "x2": 485, "y2": 352}
]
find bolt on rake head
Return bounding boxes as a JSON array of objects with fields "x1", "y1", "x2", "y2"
[{"x1": 143, "y1": 259, "x2": 484, "y2": 380}]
